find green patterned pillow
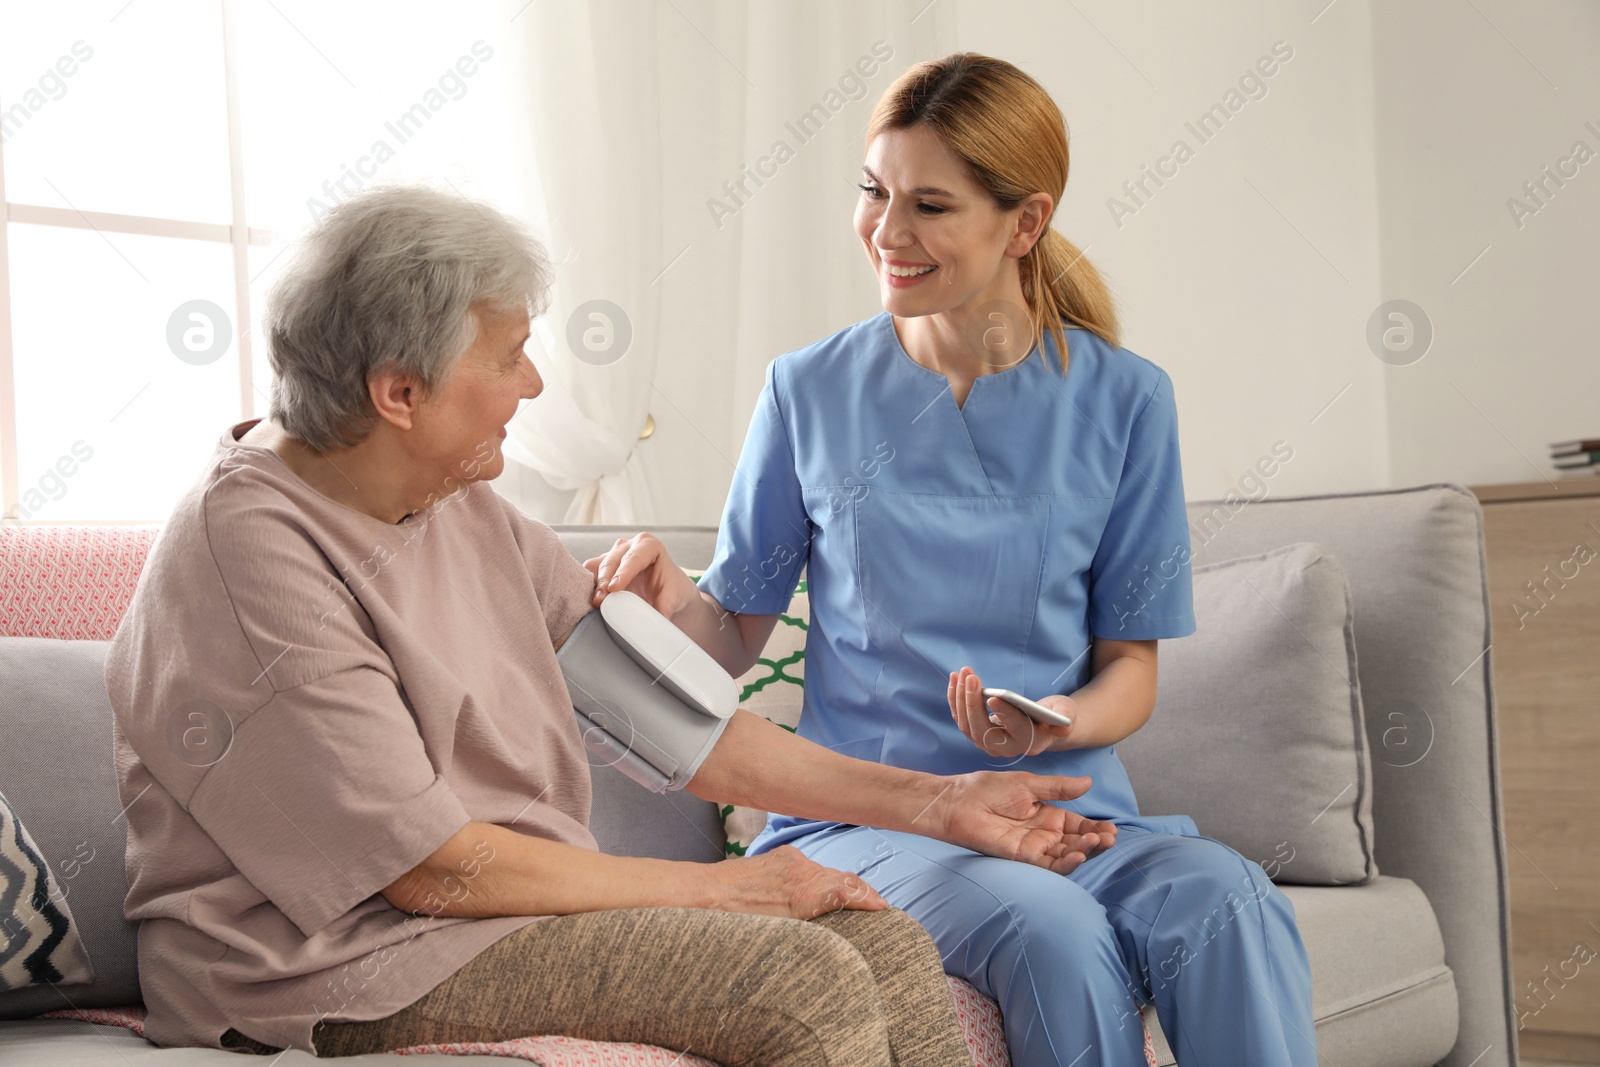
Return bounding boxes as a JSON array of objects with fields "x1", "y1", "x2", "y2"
[{"x1": 685, "y1": 572, "x2": 808, "y2": 856}]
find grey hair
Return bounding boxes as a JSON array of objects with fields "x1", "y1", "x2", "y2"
[{"x1": 264, "y1": 183, "x2": 553, "y2": 452}]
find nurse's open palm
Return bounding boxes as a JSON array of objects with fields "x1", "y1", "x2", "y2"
[{"x1": 937, "y1": 771, "x2": 1118, "y2": 875}]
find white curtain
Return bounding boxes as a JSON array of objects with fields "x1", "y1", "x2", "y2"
[
  {"x1": 501, "y1": 0, "x2": 666, "y2": 525},
  {"x1": 505, "y1": 0, "x2": 956, "y2": 526}
]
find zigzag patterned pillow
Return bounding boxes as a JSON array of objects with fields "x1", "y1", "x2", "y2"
[
  {"x1": 684, "y1": 573, "x2": 808, "y2": 857},
  {"x1": 0, "y1": 790, "x2": 95, "y2": 992}
]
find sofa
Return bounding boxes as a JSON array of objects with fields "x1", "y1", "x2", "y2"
[{"x1": 0, "y1": 481, "x2": 1518, "y2": 1065}]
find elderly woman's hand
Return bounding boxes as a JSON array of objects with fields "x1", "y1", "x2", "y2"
[
  {"x1": 584, "y1": 532, "x2": 701, "y2": 619},
  {"x1": 709, "y1": 845, "x2": 889, "y2": 919}
]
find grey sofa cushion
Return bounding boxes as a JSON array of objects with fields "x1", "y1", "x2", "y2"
[
  {"x1": 587, "y1": 760, "x2": 726, "y2": 863},
  {"x1": 1282, "y1": 876, "x2": 1456, "y2": 1065},
  {"x1": 1120, "y1": 542, "x2": 1377, "y2": 885},
  {"x1": 0, "y1": 638, "x2": 140, "y2": 1018},
  {"x1": 1143, "y1": 876, "x2": 1457, "y2": 1067},
  {"x1": 0, "y1": 1016, "x2": 475, "y2": 1064}
]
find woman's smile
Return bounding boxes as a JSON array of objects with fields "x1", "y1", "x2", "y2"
[{"x1": 883, "y1": 258, "x2": 939, "y2": 287}]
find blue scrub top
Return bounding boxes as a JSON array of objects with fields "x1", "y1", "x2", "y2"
[{"x1": 697, "y1": 312, "x2": 1199, "y2": 848}]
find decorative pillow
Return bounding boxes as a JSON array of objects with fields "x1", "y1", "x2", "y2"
[
  {"x1": 1117, "y1": 542, "x2": 1378, "y2": 886},
  {"x1": 684, "y1": 572, "x2": 808, "y2": 856},
  {"x1": 0, "y1": 637, "x2": 142, "y2": 1019},
  {"x1": 0, "y1": 789, "x2": 95, "y2": 993}
]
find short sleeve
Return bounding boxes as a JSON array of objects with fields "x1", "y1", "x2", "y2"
[
  {"x1": 697, "y1": 360, "x2": 811, "y2": 615},
  {"x1": 491, "y1": 490, "x2": 599, "y2": 647},
  {"x1": 1086, "y1": 369, "x2": 1197, "y2": 640},
  {"x1": 186, "y1": 667, "x2": 471, "y2": 938}
]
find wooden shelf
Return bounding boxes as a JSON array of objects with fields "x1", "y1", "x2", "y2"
[
  {"x1": 1469, "y1": 481, "x2": 1600, "y2": 1056},
  {"x1": 1468, "y1": 477, "x2": 1600, "y2": 504}
]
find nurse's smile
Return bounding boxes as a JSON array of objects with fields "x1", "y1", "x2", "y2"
[{"x1": 883, "y1": 258, "x2": 939, "y2": 287}]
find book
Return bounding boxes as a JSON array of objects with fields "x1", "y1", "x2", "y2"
[
  {"x1": 1556, "y1": 465, "x2": 1600, "y2": 478},
  {"x1": 1553, "y1": 451, "x2": 1600, "y2": 469},
  {"x1": 1551, "y1": 438, "x2": 1600, "y2": 457}
]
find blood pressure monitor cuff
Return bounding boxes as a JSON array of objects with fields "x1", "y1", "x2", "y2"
[{"x1": 555, "y1": 591, "x2": 738, "y2": 794}]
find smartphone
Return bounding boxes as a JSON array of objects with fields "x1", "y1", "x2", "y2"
[{"x1": 981, "y1": 688, "x2": 1074, "y2": 729}]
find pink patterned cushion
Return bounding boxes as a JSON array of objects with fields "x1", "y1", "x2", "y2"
[
  {"x1": 0, "y1": 525, "x2": 158, "y2": 639},
  {"x1": 948, "y1": 976, "x2": 1012, "y2": 1065}
]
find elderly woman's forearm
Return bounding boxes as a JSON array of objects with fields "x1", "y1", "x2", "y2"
[
  {"x1": 688, "y1": 709, "x2": 948, "y2": 836},
  {"x1": 382, "y1": 821, "x2": 719, "y2": 919}
]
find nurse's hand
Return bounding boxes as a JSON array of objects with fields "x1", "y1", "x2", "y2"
[
  {"x1": 949, "y1": 666, "x2": 1077, "y2": 758},
  {"x1": 936, "y1": 771, "x2": 1119, "y2": 874},
  {"x1": 583, "y1": 532, "x2": 701, "y2": 618}
]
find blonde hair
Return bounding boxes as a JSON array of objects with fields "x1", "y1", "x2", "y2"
[{"x1": 867, "y1": 53, "x2": 1118, "y2": 373}]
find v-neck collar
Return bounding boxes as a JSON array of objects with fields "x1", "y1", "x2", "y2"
[{"x1": 880, "y1": 312, "x2": 1046, "y2": 412}]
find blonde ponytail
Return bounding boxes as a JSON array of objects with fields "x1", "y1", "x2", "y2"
[{"x1": 1024, "y1": 229, "x2": 1119, "y2": 374}]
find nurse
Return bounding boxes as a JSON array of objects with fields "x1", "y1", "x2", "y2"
[{"x1": 590, "y1": 53, "x2": 1317, "y2": 1067}]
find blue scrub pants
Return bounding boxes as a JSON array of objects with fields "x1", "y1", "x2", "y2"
[{"x1": 790, "y1": 821, "x2": 1318, "y2": 1067}]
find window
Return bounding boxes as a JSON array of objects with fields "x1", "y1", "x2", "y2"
[{"x1": 0, "y1": 0, "x2": 540, "y2": 522}]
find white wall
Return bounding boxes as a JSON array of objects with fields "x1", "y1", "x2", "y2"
[
  {"x1": 498, "y1": 0, "x2": 1596, "y2": 527},
  {"x1": 941, "y1": 0, "x2": 1390, "y2": 505},
  {"x1": 1371, "y1": 0, "x2": 1600, "y2": 488}
]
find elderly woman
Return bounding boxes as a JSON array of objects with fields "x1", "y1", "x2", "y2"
[{"x1": 104, "y1": 184, "x2": 1120, "y2": 1063}]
